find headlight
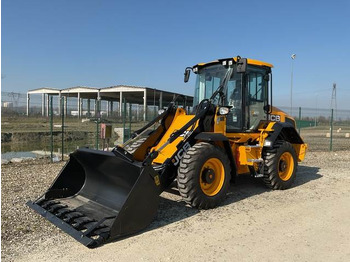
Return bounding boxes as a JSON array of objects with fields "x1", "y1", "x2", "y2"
[
  {"x1": 158, "y1": 109, "x2": 165, "y2": 115},
  {"x1": 219, "y1": 107, "x2": 230, "y2": 115}
]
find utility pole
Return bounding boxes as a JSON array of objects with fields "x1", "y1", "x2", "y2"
[
  {"x1": 290, "y1": 54, "x2": 296, "y2": 116},
  {"x1": 330, "y1": 83, "x2": 337, "y2": 120},
  {"x1": 315, "y1": 93, "x2": 318, "y2": 127}
]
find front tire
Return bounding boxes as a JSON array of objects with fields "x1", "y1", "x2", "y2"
[
  {"x1": 263, "y1": 141, "x2": 297, "y2": 189},
  {"x1": 177, "y1": 142, "x2": 231, "y2": 209}
]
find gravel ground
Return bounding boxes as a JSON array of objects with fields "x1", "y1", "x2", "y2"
[
  {"x1": 1, "y1": 159, "x2": 68, "y2": 261},
  {"x1": 2, "y1": 151, "x2": 350, "y2": 261}
]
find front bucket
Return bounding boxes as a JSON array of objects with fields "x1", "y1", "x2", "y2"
[{"x1": 27, "y1": 148, "x2": 160, "y2": 248}]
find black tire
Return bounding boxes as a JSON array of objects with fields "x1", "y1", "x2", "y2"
[
  {"x1": 123, "y1": 137, "x2": 147, "y2": 154},
  {"x1": 177, "y1": 142, "x2": 231, "y2": 209},
  {"x1": 263, "y1": 141, "x2": 297, "y2": 190}
]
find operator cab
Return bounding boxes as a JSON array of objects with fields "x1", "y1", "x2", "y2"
[{"x1": 190, "y1": 57, "x2": 273, "y2": 132}]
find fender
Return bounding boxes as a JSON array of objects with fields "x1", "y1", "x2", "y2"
[
  {"x1": 195, "y1": 132, "x2": 237, "y2": 178},
  {"x1": 264, "y1": 122, "x2": 304, "y2": 147}
]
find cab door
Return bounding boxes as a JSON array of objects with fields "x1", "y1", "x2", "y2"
[{"x1": 246, "y1": 67, "x2": 269, "y2": 130}]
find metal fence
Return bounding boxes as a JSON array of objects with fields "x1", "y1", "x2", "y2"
[
  {"x1": 278, "y1": 106, "x2": 350, "y2": 151},
  {"x1": 2, "y1": 92, "x2": 350, "y2": 159},
  {"x1": 1, "y1": 92, "x2": 166, "y2": 160}
]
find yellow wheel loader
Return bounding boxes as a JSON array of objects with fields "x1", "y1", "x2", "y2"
[{"x1": 27, "y1": 56, "x2": 307, "y2": 247}]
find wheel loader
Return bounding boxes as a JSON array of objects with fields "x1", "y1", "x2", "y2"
[{"x1": 27, "y1": 56, "x2": 307, "y2": 248}]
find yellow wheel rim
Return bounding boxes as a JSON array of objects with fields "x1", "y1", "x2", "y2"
[
  {"x1": 278, "y1": 152, "x2": 294, "y2": 181},
  {"x1": 200, "y1": 158, "x2": 225, "y2": 196}
]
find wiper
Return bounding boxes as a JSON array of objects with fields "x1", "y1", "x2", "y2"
[{"x1": 209, "y1": 67, "x2": 233, "y2": 103}]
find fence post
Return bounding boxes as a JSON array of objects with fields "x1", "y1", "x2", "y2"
[
  {"x1": 330, "y1": 109, "x2": 334, "y2": 151},
  {"x1": 129, "y1": 103, "x2": 132, "y2": 139},
  {"x1": 298, "y1": 107, "x2": 301, "y2": 133},
  {"x1": 61, "y1": 96, "x2": 64, "y2": 161},
  {"x1": 50, "y1": 96, "x2": 53, "y2": 163},
  {"x1": 314, "y1": 116, "x2": 317, "y2": 127},
  {"x1": 123, "y1": 98, "x2": 126, "y2": 143},
  {"x1": 96, "y1": 99, "x2": 100, "y2": 150}
]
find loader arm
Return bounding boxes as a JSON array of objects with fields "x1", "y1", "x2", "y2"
[{"x1": 27, "y1": 100, "x2": 216, "y2": 248}]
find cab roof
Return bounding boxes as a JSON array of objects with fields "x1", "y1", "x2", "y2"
[{"x1": 195, "y1": 57, "x2": 274, "y2": 68}]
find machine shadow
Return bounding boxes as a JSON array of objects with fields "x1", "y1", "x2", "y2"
[
  {"x1": 223, "y1": 165, "x2": 322, "y2": 206},
  {"x1": 110, "y1": 188, "x2": 198, "y2": 243},
  {"x1": 110, "y1": 165, "x2": 321, "y2": 244},
  {"x1": 149, "y1": 196, "x2": 198, "y2": 229},
  {"x1": 293, "y1": 165, "x2": 322, "y2": 187}
]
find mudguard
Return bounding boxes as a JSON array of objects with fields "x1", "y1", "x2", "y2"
[{"x1": 264, "y1": 122, "x2": 304, "y2": 147}]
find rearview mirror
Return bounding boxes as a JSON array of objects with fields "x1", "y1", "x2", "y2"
[
  {"x1": 236, "y1": 58, "x2": 247, "y2": 73},
  {"x1": 264, "y1": 104, "x2": 272, "y2": 113},
  {"x1": 184, "y1": 67, "x2": 191, "y2": 83}
]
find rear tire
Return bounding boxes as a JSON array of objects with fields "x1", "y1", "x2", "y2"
[
  {"x1": 177, "y1": 142, "x2": 231, "y2": 209},
  {"x1": 263, "y1": 141, "x2": 297, "y2": 189}
]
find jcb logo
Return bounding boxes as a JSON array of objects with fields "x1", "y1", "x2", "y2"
[
  {"x1": 173, "y1": 142, "x2": 191, "y2": 166},
  {"x1": 179, "y1": 130, "x2": 193, "y2": 137},
  {"x1": 269, "y1": 114, "x2": 281, "y2": 122}
]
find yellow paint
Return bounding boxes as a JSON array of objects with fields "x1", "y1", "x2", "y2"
[
  {"x1": 151, "y1": 108, "x2": 197, "y2": 164},
  {"x1": 199, "y1": 158, "x2": 225, "y2": 196},
  {"x1": 245, "y1": 58, "x2": 274, "y2": 68},
  {"x1": 226, "y1": 132, "x2": 261, "y2": 143},
  {"x1": 195, "y1": 57, "x2": 273, "y2": 69},
  {"x1": 293, "y1": 143, "x2": 307, "y2": 162},
  {"x1": 132, "y1": 113, "x2": 175, "y2": 161},
  {"x1": 231, "y1": 144, "x2": 250, "y2": 175},
  {"x1": 145, "y1": 102, "x2": 307, "y2": 179},
  {"x1": 278, "y1": 152, "x2": 294, "y2": 181},
  {"x1": 237, "y1": 145, "x2": 262, "y2": 166}
]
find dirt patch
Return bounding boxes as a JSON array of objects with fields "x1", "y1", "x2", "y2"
[
  {"x1": 2, "y1": 151, "x2": 350, "y2": 261},
  {"x1": 1, "y1": 131, "x2": 92, "y2": 143}
]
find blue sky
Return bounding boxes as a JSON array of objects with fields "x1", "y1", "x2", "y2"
[{"x1": 2, "y1": 0, "x2": 350, "y2": 109}]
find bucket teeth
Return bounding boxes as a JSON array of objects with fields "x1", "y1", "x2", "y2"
[
  {"x1": 92, "y1": 227, "x2": 109, "y2": 236},
  {"x1": 82, "y1": 221, "x2": 98, "y2": 230},
  {"x1": 63, "y1": 212, "x2": 84, "y2": 223},
  {"x1": 36, "y1": 199, "x2": 47, "y2": 205},
  {"x1": 37, "y1": 199, "x2": 111, "y2": 243},
  {"x1": 72, "y1": 217, "x2": 95, "y2": 230},
  {"x1": 55, "y1": 208, "x2": 72, "y2": 218},
  {"x1": 47, "y1": 203, "x2": 68, "y2": 213},
  {"x1": 41, "y1": 200, "x2": 59, "y2": 209}
]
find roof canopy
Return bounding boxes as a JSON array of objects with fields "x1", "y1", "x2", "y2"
[
  {"x1": 27, "y1": 87, "x2": 61, "y2": 94},
  {"x1": 195, "y1": 57, "x2": 274, "y2": 68},
  {"x1": 28, "y1": 85, "x2": 193, "y2": 106}
]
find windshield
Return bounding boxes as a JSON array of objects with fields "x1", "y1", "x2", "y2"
[
  {"x1": 191, "y1": 62, "x2": 270, "y2": 131},
  {"x1": 193, "y1": 64, "x2": 234, "y2": 106}
]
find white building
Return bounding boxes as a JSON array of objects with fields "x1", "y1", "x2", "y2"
[{"x1": 27, "y1": 85, "x2": 193, "y2": 121}]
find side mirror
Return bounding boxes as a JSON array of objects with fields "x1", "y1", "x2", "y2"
[
  {"x1": 264, "y1": 104, "x2": 272, "y2": 113},
  {"x1": 184, "y1": 67, "x2": 191, "y2": 83},
  {"x1": 236, "y1": 58, "x2": 247, "y2": 73}
]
